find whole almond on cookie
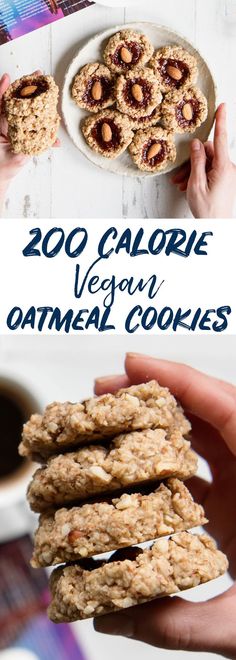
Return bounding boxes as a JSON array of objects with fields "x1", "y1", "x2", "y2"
[
  {"x1": 182, "y1": 102, "x2": 193, "y2": 120},
  {"x1": 132, "y1": 84, "x2": 143, "y2": 102},
  {"x1": 20, "y1": 85, "x2": 38, "y2": 97},
  {"x1": 147, "y1": 143, "x2": 162, "y2": 160},
  {"x1": 120, "y1": 47, "x2": 133, "y2": 64},
  {"x1": 166, "y1": 65, "x2": 182, "y2": 81},
  {"x1": 101, "y1": 122, "x2": 112, "y2": 142},
  {"x1": 91, "y1": 81, "x2": 102, "y2": 101}
]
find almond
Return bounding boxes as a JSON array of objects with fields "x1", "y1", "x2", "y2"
[
  {"x1": 68, "y1": 530, "x2": 82, "y2": 544},
  {"x1": 147, "y1": 142, "x2": 161, "y2": 160},
  {"x1": 166, "y1": 65, "x2": 182, "y2": 81},
  {"x1": 132, "y1": 83, "x2": 143, "y2": 102},
  {"x1": 20, "y1": 85, "x2": 38, "y2": 98},
  {"x1": 182, "y1": 102, "x2": 193, "y2": 120},
  {"x1": 101, "y1": 122, "x2": 112, "y2": 142},
  {"x1": 120, "y1": 46, "x2": 132, "y2": 64},
  {"x1": 91, "y1": 80, "x2": 102, "y2": 101}
]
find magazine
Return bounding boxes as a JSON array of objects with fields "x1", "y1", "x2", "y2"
[
  {"x1": 0, "y1": 0, "x2": 93, "y2": 45},
  {"x1": 0, "y1": 534, "x2": 87, "y2": 658}
]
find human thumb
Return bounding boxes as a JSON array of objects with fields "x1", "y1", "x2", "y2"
[{"x1": 94, "y1": 585, "x2": 236, "y2": 658}]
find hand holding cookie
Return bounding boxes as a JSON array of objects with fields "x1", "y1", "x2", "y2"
[
  {"x1": 0, "y1": 73, "x2": 28, "y2": 212},
  {"x1": 172, "y1": 103, "x2": 236, "y2": 218},
  {"x1": 0, "y1": 71, "x2": 60, "y2": 215},
  {"x1": 94, "y1": 353, "x2": 236, "y2": 657}
]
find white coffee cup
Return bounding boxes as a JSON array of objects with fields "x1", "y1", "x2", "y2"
[{"x1": 0, "y1": 376, "x2": 40, "y2": 510}]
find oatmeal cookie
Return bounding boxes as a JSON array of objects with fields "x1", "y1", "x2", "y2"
[
  {"x1": 115, "y1": 68, "x2": 162, "y2": 120},
  {"x1": 31, "y1": 479, "x2": 207, "y2": 567},
  {"x1": 3, "y1": 74, "x2": 59, "y2": 117},
  {"x1": 6, "y1": 109, "x2": 59, "y2": 133},
  {"x1": 71, "y1": 63, "x2": 115, "y2": 113},
  {"x1": 19, "y1": 381, "x2": 191, "y2": 461},
  {"x1": 27, "y1": 428, "x2": 197, "y2": 512},
  {"x1": 103, "y1": 29, "x2": 154, "y2": 74},
  {"x1": 8, "y1": 116, "x2": 60, "y2": 155},
  {"x1": 149, "y1": 45, "x2": 198, "y2": 93},
  {"x1": 162, "y1": 86, "x2": 208, "y2": 134},
  {"x1": 82, "y1": 109, "x2": 134, "y2": 158},
  {"x1": 48, "y1": 532, "x2": 228, "y2": 621},
  {"x1": 129, "y1": 127, "x2": 176, "y2": 173}
]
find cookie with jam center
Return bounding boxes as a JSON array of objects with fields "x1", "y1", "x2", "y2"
[
  {"x1": 162, "y1": 86, "x2": 208, "y2": 134},
  {"x1": 3, "y1": 74, "x2": 58, "y2": 117},
  {"x1": 71, "y1": 63, "x2": 115, "y2": 113},
  {"x1": 115, "y1": 68, "x2": 162, "y2": 120},
  {"x1": 149, "y1": 45, "x2": 198, "y2": 93},
  {"x1": 103, "y1": 29, "x2": 154, "y2": 74},
  {"x1": 82, "y1": 109, "x2": 134, "y2": 159},
  {"x1": 129, "y1": 126, "x2": 176, "y2": 173}
]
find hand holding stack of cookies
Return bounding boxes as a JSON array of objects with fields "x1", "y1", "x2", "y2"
[
  {"x1": 3, "y1": 74, "x2": 60, "y2": 156},
  {"x1": 19, "y1": 381, "x2": 228, "y2": 622},
  {"x1": 72, "y1": 29, "x2": 208, "y2": 172}
]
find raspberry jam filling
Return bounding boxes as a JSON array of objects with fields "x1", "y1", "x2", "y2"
[
  {"x1": 112, "y1": 41, "x2": 142, "y2": 69},
  {"x1": 83, "y1": 76, "x2": 113, "y2": 106},
  {"x1": 91, "y1": 118, "x2": 121, "y2": 151},
  {"x1": 124, "y1": 78, "x2": 152, "y2": 109},
  {"x1": 15, "y1": 79, "x2": 49, "y2": 99},
  {"x1": 176, "y1": 98, "x2": 200, "y2": 127},
  {"x1": 159, "y1": 58, "x2": 189, "y2": 88},
  {"x1": 142, "y1": 139, "x2": 167, "y2": 167}
]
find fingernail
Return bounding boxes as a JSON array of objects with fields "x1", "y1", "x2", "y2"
[
  {"x1": 94, "y1": 375, "x2": 113, "y2": 384},
  {"x1": 94, "y1": 614, "x2": 134, "y2": 637},
  {"x1": 192, "y1": 139, "x2": 201, "y2": 151}
]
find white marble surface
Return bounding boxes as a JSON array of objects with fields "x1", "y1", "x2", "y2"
[
  {"x1": 0, "y1": 334, "x2": 235, "y2": 660},
  {"x1": 0, "y1": 0, "x2": 236, "y2": 218}
]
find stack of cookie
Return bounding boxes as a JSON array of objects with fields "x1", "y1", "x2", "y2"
[
  {"x1": 19, "y1": 381, "x2": 228, "y2": 622},
  {"x1": 3, "y1": 74, "x2": 60, "y2": 156},
  {"x1": 72, "y1": 29, "x2": 208, "y2": 172}
]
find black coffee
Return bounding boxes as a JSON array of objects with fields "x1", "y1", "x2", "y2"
[{"x1": 0, "y1": 393, "x2": 25, "y2": 478}]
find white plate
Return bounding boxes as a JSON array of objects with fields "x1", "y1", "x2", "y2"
[{"x1": 62, "y1": 22, "x2": 217, "y2": 177}]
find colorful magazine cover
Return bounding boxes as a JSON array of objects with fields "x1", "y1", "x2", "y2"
[
  {"x1": 0, "y1": 0, "x2": 93, "y2": 45},
  {"x1": 0, "y1": 534, "x2": 87, "y2": 658}
]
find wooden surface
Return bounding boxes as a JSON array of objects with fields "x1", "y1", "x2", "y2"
[{"x1": 1, "y1": 0, "x2": 236, "y2": 218}]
